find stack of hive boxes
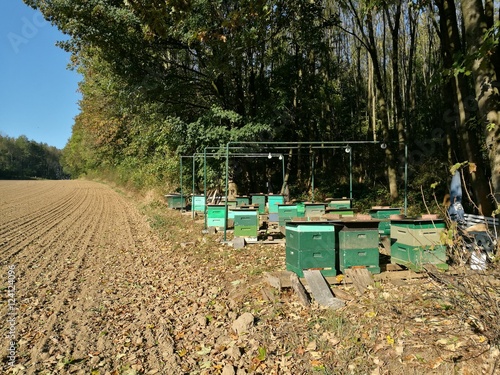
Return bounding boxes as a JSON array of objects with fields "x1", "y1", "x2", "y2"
[
  {"x1": 206, "y1": 204, "x2": 226, "y2": 228},
  {"x1": 250, "y1": 194, "x2": 266, "y2": 214},
  {"x1": 338, "y1": 220, "x2": 380, "y2": 274},
  {"x1": 285, "y1": 221, "x2": 343, "y2": 278},
  {"x1": 233, "y1": 208, "x2": 259, "y2": 239},
  {"x1": 390, "y1": 217, "x2": 448, "y2": 271},
  {"x1": 191, "y1": 194, "x2": 205, "y2": 213}
]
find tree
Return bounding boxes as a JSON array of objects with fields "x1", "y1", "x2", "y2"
[{"x1": 461, "y1": 0, "x2": 500, "y2": 211}]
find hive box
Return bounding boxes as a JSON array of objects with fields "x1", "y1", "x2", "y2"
[
  {"x1": 250, "y1": 194, "x2": 266, "y2": 214},
  {"x1": 233, "y1": 208, "x2": 259, "y2": 238},
  {"x1": 304, "y1": 203, "x2": 326, "y2": 220},
  {"x1": 278, "y1": 204, "x2": 299, "y2": 227},
  {"x1": 191, "y1": 195, "x2": 206, "y2": 212},
  {"x1": 337, "y1": 219, "x2": 381, "y2": 274},
  {"x1": 235, "y1": 196, "x2": 250, "y2": 206},
  {"x1": 206, "y1": 204, "x2": 226, "y2": 228},
  {"x1": 164, "y1": 194, "x2": 186, "y2": 209},
  {"x1": 285, "y1": 221, "x2": 343, "y2": 277},
  {"x1": 390, "y1": 218, "x2": 447, "y2": 271},
  {"x1": 268, "y1": 195, "x2": 285, "y2": 214},
  {"x1": 327, "y1": 198, "x2": 353, "y2": 209}
]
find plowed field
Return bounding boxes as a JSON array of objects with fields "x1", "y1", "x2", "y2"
[
  {"x1": 1, "y1": 180, "x2": 182, "y2": 374},
  {"x1": 1, "y1": 180, "x2": 498, "y2": 375}
]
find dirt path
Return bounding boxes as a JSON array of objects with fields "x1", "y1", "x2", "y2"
[{"x1": 0, "y1": 180, "x2": 180, "y2": 374}]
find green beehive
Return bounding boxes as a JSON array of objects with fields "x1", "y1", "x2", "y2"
[
  {"x1": 206, "y1": 204, "x2": 226, "y2": 228},
  {"x1": 278, "y1": 204, "x2": 298, "y2": 227},
  {"x1": 390, "y1": 219, "x2": 446, "y2": 247},
  {"x1": 296, "y1": 202, "x2": 306, "y2": 217},
  {"x1": 338, "y1": 220, "x2": 380, "y2": 273},
  {"x1": 369, "y1": 207, "x2": 402, "y2": 219},
  {"x1": 234, "y1": 225, "x2": 258, "y2": 237},
  {"x1": 233, "y1": 208, "x2": 258, "y2": 238},
  {"x1": 339, "y1": 248, "x2": 380, "y2": 274},
  {"x1": 251, "y1": 194, "x2": 266, "y2": 214},
  {"x1": 285, "y1": 221, "x2": 342, "y2": 277},
  {"x1": 191, "y1": 195, "x2": 206, "y2": 212},
  {"x1": 304, "y1": 203, "x2": 326, "y2": 220},
  {"x1": 268, "y1": 195, "x2": 285, "y2": 214},
  {"x1": 233, "y1": 209, "x2": 259, "y2": 226},
  {"x1": 368, "y1": 207, "x2": 402, "y2": 236},
  {"x1": 326, "y1": 208, "x2": 355, "y2": 217},
  {"x1": 236, "y1": 196, "x2": 250, "y2": 206},
  {"x1": 226, "y1": 200, "x2": 237, "y2": 220},
  {"x1": 338, "y1": 228, "x2": 379, "y2": 249},
  {"x1": 164, "y1": 194, "x2": 186, "y2": 209},
  {"x1": 327, "y1": 198, "x2": 353, "y2": 209},
  {"x1": 390, "y1": 244, "x2": 447, "y2": 271},
  {"x1": 390, "y1": 218, "x2": 447, "y2": 271}
]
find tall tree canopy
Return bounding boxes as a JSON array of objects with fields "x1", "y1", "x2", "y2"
[
  {"x1": 25, "y1": 0, "x2": 500, "y2": 213},
  {"x1": 0, "y1": 135, "x2": 64, "y2": 179}
]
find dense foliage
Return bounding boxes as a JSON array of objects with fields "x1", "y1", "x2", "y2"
[
  {"x1": 0, "y1": 135, "x2": 64, "y2": 179},
  {"x1": 24, "y1": 0, "x2": 500, "y2": 214}
]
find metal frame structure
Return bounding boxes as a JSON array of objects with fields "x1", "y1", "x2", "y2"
[
  {"x1": 179, "y1": 140, "x2": 408, "y2": 242},
  {"x1": 220, "y1": 141, "x2": 408, "y2": 241},
  {"x1": 179, "y1": 151, "x2": 285, "y2": 223}
]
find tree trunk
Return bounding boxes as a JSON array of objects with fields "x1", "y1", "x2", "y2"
[
  {"x1": 368, "y1": 54, "x2": 377, "y2": 141},
  {"x1": 367, "y1": 12, "x2": 399, "y2": 200},
  {"x1": 435, "y1": 0, "x2": 495, "y2": 215},
  {"x1": 386, "y1": 3, "x2": 406, "y2": 149},
  {"x1": 461, "y1": 0, "x2": 499, "y2": 212}
]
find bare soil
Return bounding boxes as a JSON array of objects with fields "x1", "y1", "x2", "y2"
[{"x1": 0, "y1": 180, "x2": 498, "y2": 375}]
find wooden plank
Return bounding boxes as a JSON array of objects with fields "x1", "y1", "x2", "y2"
[
  {"x1": 344, "y1": 268, "x2": 374, "y2": 294},
  {"x1": 290, "y1": 272, "x2": 310, "y2": 307},
  {"x1": 330, "y1": 287, "x2": 355, "y2": 301},
  {"x1": 303, "y1": 270, "x2": 345, "y2": 309},
  {"x1": 244, "y1": 239, "x2": 286, "y2": 245},
  {"x1": 382, "y1": 263, "x2": 405, "y2": 272},
  {"x1": 264, "y1": 271, "x2": 293, "y2": 289},
  {"x1": 374, "y1": 269, "x2": 425, "y2": 281}
]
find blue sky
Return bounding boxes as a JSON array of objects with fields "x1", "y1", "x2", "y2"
[{"x1": 0, "y1": 0, "x2": 81, "y2": 150}]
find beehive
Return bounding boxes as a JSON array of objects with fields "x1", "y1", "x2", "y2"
[
  {"x1": 338, "y1": 219, "x2": 380, "y2": 274},
  {"x1": 267, "y1": 195, "x2": 285, "y2": 214},
  {"x1": 390, "y1": 218, "x2": 447, "y2": 271},
  {"x1": 285, "y1": 221, "x2": 342, "y2": 277},
  {"x1": 250, "y1": 194, "x2": 266, "y2": 214},
  {"x1": 233, "y1": 208, "x2": 259, "y2": 238},
  {"x1": 164, "y1": 194, "x2": 186, "y2": 209},
  {"x1": 206, "y1": 204, "x2": 226, "y2": 228}
]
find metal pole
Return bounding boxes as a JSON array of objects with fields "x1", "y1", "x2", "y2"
[
  {"x1": 224, "y1": 142, "x2": 230, "y2": 242},
  {"x1": 404, "y1": 143, "x2": 408, "y2": 216},
  {"x1": 180, "y1": 157, "x2": 183, "y2": 212},
  {"x1": 311, "y1": 153, "x2": 315, "y2": 202},
  {"x1": 192, "y1": 156, "x2": 196, "y2": 219},
  {"x1": 349, "y1": 149, "x2": 353, "y2": 200},
  {"x1": 281, "y1": 155, "x2": 285, "y2": 196},
  {"x1": 203, "y1": 147, "x2": 208, "y2": 229}
]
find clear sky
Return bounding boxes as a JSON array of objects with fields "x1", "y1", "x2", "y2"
[{"x1": 0, "y1": 0, "x2": 81, "y2": 150}]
